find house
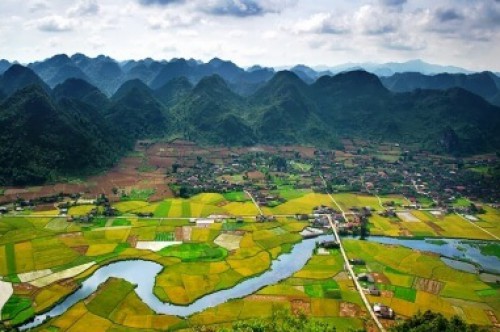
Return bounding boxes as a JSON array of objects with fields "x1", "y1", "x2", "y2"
[
  {"x1": 357, "y1": 273, "x2": 375, "y2": 283},
  {"x1": 295, "y1": 214, "x2": 309, "y2": 221},
  {"x1": 348, "y1": 258, "x2": 365, "y2": 265},
  {"x1": 256, "y1": 215, "x2": 275, "y2": 223},
  {"x1": 312, "y1": 217, "x2": 330, "y2": 228},
  {"x1": 373, "y1": 303, "x2": 394, "y2": 319},
  {"x1": 207, "y1": 215, "x2": 228, "y2": 222},
  {"x1": 367, "y1": 285, "x2": 380, "y2": 296},
  {"x1": 319, "y1": 240, "x2": 340, "y2": 249},
  {"x1": 195, "y1": 219, "x2": 214, "y2": 228}
]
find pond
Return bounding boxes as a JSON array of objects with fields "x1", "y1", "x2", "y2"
[
  {"x1": 20, "y1": 234, "x2": 332, "y2": 330},
  {"x1": 366, "y1": 237, "x2": 500, "y2": 274}
]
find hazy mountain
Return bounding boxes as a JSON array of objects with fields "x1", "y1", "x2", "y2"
[
  {"x1": 308, "y1": 71, "x2": 499, "y2": 154},
  {"x1": 380, "y1": 71, "x2": 500, "y2": 106},
  {"x1": 251, "y1": 71, "x2": 337, "y2": 146},
  {"x1": 289, "y1": 65, "x2": 333, "y2": 83},
  {"x1": 122, "y1": 59, "x2": 166, "y2": 85},
  {"x1": 73, "y1": 54, "x2": 124, "y2": 96},
  {"x1": 2, "y1": 64, "x2": 500, "y2": 185},
  {"x1": 317, "y1": 59, "x2": 472, "y2": 76},
  {"x1": 0, "y1": 60, "x2": 11, "y2": 75},
  {"x1": 0, "y1": 86, "x2": 120, "y2": 185},
  {"x1": 106, "y1": 83, "x2": 168, "y2": 141},
  {"x1": 149, "y1": 58, "x2": 194, "y2": 89},
  {"x1": 52, "y1": 78, "x2": 109, "y2": 110},
  {"x1": 153, "y1": 77, "x2": 193, "y2": 108},
  {"x1": 0, "y1": 64, "x2": 51, "y2": 97},
  {"x1": 111, "y1": 79, "x2": 153, "y2": 102},
  {"x1": 172, "y1": 75, "x2": 255, "y2": 145},
  {"x1": 29, "y1": 54, "x2": 90, "y2": 88}
]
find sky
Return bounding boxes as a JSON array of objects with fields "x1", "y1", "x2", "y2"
[{"x1": 0, "y1": 0, "x2": 499, "y2": 70}]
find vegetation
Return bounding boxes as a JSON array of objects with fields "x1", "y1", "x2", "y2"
[
  {"x1": 217, "y1": 310, "x2": 341, "y2": 332},
  {"x1": 0, "y1": 84, "x2": 124, "y2": 185},
  {"x1": 158, "y1": 243, "x2": 228, "y2": 262},
  {"x1": 207, "y1": 310, "x2": 487, "y2": 332},
  {"x1": 2, "y1": 61, "x2": 500, "y2": 185},
  {"x1": 390, "y1": 311, "x2": 488, "y2": 332}
]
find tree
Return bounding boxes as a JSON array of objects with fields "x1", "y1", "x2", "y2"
[
  {"x1": 172, "y1": 163, "x2": 180, "y2": 173},
  {"x1": 215, "y1": 310, "x2": 340, "y2": 332},
  {"x1": 179, "y1": 186, "x2": 190, "y2": 198},
  {"x1": 390, "y1": 311, "x2": 487, "y2": 332},
  {"x1": 359, "y1": 216, "x2": 369, "y2": 240}
]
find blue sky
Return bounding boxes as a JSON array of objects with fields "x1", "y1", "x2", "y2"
[{"x1": 0, "y1": 0, "x2": 499, "y2": 70}]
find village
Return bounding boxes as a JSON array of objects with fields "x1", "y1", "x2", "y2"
[{"x1": 0, "y1": 140, "x2": 499, "y2": 330}]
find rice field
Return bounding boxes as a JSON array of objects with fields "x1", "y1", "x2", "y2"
[
  {"x1": 1, "y1": 192, "x2": 498, "y2": 330},
  {"x1": 343, "y1": 240, "x2": 499, "y2": 326}
]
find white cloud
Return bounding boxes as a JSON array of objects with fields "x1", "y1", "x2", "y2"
[
  {"x1": 138, "y1": 0, "x2": 184, "y2": 6},
  {"x1": 382, "y1": 34, "x2": 427, "y2": 51},
  {"x1": 35, "y1": 15, "x2": 76, "y2": 32},
  {"x1": 1, "y1": 0, "x2": 499, "y2": 71},
  {"x1": 293, "y1": 12, "x2": 349, "y2": 34},
  {"x1": 202, "y1": 0, "x2": 297, "y2": 17},
  {"x1": 68, "y1": 0, "x2": 99, "y2": 17},
  {"x1": 148, "y1": 12, "x2": 203, "y2": 29},
  {"x1": 29, "y1": 0, "x2": 49, "y2": 13},
  {"x1": 353, "y1": 5, "x2": 399, "y2": 35}
]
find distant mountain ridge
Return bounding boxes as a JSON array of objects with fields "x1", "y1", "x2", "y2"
[
  {"x1": 1, "y1": 57, "x2": 500, "y2": 185},
  {"x1": 380, "y1": 71, "x2": 500, "y2": 106},
  {"x1": 4, "y1": 55, "x2": 495, "y2": 99},
  {"x1": 313, "y1": 59, "x2": 473, "y2": 76}
]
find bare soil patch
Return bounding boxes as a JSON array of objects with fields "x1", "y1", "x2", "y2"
[
  {"x1": 413, "y1": 277, "x2": 444, "y2": 295},
  {"x1": 340, "y1": 302, "x2": 361, "y2": 317},
  {"x1": 291, "y1": 299, "x2": 311, "y2": 315}
]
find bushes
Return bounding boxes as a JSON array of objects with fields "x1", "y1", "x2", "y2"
[{"x1": 390, "y1": 310, "x2": 488, "y2": 332}]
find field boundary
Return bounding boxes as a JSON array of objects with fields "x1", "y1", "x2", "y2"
[{"x1": 456, "y1": 213, "x2": 499, "y2": 240}]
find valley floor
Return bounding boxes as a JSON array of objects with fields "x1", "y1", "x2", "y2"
[{"x1": 0, "y1": 141, "x2": 499, "y2": 331}]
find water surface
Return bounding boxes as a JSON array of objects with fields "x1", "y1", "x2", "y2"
[
  {"x1": 21, "y1": 234, "x2": 331, "y2": 330},
  {"x1": 367, "y1": 237, "x2": 500, "y2": 274}
]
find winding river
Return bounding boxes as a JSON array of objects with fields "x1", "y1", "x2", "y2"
[
  {"x1": 367, "y1": 237, "x2": 500, "y2": 274},
  {"x1": 20, "y1": 235, "x2": 499, "y2": 330},
  {"x1": 21, "y1": 234, "x2": 331, "y2": 330}
]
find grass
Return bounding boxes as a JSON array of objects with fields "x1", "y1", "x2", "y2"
[
  {"x1": 452, "y1": 197, "x2": 472, "y2": 208},
  {"x1": 274, "y1": 187, "x2": 312, "y2": 201},
  {"x1": 476, "y1": 243, "x2": 500, "y2": 259},
  {"x1": 154, "y1": 200, "x2": 172, "y2": 217},
  {"x1": 121, "y1": 189, "x2": 155, "y2": 201},
  {"x1": 5, "y1": 242, "x2": 16, "y2": 275},
  {"x1": 112, "y1": 219, "x2": 131, "y2": 226},
  {"x1": 155, "y1": 232, "x2": 175, "y2": 241},
  {"x1": 158, "y1": 243, "x2": 228, "y2": 262},
  {"x1": 331, "y1": 193, "x2": 383, "y2": 211},
  {"x1": 223, "y1": 191, "x2": 249, "y2": 202},
  {"x1": 87, "y1": 278, "x2": 135, "y2": 318},
  {"x1": 394, "y1": 286, "x2": 417, "y2": 302},
  {"x1": 181, "y1": 201, "x2": 191, "y2": 217},
  {"x1": 1, "y1": 295, "x2": 32, "y2": 322},
  {"x1": 304, "y1": 279, "x2": 341, "y2": 299}
]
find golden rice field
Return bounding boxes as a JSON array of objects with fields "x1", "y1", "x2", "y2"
[
  {"x1": 0, "y1": 192, "x2": 499, "y2": 331},
  {"x1": 343, "y1": 240, "x2": 499, "y2": 326}
]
